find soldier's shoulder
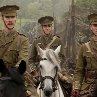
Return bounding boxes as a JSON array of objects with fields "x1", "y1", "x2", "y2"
[
  {"x1": 16, "y1": 32, "x2": 28, "y2": 42},
  {"x1": 83, "y1": 41, "x2": 91, "y2": 50},
  {"x1": 0, "y1": 30, "x2": 2, "y2": 33},
  {"x1": 78, "y1": 41, "x2": 90, "y2": 52},
  {"x1": 0, "y1": 30, "x2": 3, "y2": 33},
  {"x1": 53, "y1": 35, "x2": 61, "y2": 42},
  {"x1": 82, "y1": 41, "x2": 90, "y2": 47},
  {"x1": 53, "y1": 35, "x2": 60, "y2": 38},
  {"x1": 17, "y1": 31, "x2": 27, "y2": 37},
  {"x1": 0, "y1": 30, "x2": 2, "y2": 32},
  {"x1": 0, "y1": 30, "x2": 3, "y2": 36},
  {"x1": 54, "y1": 35, "x2": 61, "y2": 40},
  {"x1": 34, "y1": 36, "x2": 42, "y2": 41}
]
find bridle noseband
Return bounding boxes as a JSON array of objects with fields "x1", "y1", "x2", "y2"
[{"x1": 39, "y1": 58, "x2": 58, "y2": 92}]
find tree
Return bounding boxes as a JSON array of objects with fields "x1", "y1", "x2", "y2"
[{"x1": 76, "y1": 0, "x2": 97, "y2": 11}]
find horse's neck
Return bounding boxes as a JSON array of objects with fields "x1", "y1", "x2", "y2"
[{"x1": 37, "y1": 81, "x2": 64, "y2": 97}]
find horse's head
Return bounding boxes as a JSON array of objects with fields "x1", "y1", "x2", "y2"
[
  {"x1": 0, "y1": 59, "x2": 26, "y2": 97},
  {"x1": 0, "y1": 59, "x2": 26, "y2": 75},
  {"x1": 37, "y1": 45, "x2": 61, "y2": 97}
]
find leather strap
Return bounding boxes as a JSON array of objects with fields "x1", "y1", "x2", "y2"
[{"x1": 46, "y1": 36, "x2": 57, "y2": 48}]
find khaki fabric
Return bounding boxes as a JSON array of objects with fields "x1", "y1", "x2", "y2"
[
  {"x1": 29, "y1": 34, "x2": 65, "y2": 69},
  {"x1": 73, "y1": 35, "x2": 97, "y2": 96},
  {"x1": 0, "y1": 30, "x2": 35, "y2": 96},
  {"x1": 0, "y1": 30, "x2": 29, "y2": 67}
]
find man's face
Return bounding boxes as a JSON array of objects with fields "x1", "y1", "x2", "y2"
[
  {"x1": 42, "y1": 24, "x2": 53, "y2": 35},
  {"x1": 2, "y1": 15, "x2": 17, "y2": 30},
  {"x1": 90, "y1": 24, "x2": 97, "y2": 36}
]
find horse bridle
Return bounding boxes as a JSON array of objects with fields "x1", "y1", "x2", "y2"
[{"x1": 39, "y1": 58, "x2": 58, "y2": 92}]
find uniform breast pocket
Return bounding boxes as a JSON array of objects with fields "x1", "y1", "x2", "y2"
[
  {"x1": 4, "y1": 49, "x2": 18, "y2": 63},
  {"x1": 84, "y1": 52, "x2": 92, "y2": 65}
]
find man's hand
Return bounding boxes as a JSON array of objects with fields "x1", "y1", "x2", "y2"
[
  {"x1": 58, "y1": 72, "x2": 68, "y2": 81},
  {"x1": 71, "y1": 89, "x2": 80, "y2": 97},
  {"x1": 32, "y1": 76, "x2": 40, "y2": 88},
  {"x1": 26, "y1": 90, "x2": 32, "y2": 97}
]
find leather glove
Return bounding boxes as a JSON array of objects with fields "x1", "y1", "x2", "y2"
[{"x1": 71, "y1": 89, "x2": 80, "y2": 97}]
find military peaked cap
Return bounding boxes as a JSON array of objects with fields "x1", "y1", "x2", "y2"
[
  {"x1": 0, "y1": 5, "x2": 19, "y2": 16},
  {"x1": 38, "y1": 16, "x2": 54, "y2": 25},
  {"x1": 88, "y1": 13, "x2": 97, "y2": 24}
]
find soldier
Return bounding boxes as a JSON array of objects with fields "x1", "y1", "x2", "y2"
[
  {"x1": 72, "y1": 13, "x2": 97, "y2": 97},
  {"x1": 29, "y1": 16, "x2": 64, "y2": 66},
  {"x1": 0, "y1": 5, "x2": 31, "y2": 96},
  {"x1": 29, "y1": 16, "x2": 72, "y2": 97}
]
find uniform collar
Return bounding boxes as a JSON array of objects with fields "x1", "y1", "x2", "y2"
[
  {"x1": 42, "y1": 34, "x2": 53, "y2": 40},
  {"x1": 90, "y1": 35, "x2": 97, "y2": 42},
  {"x1": 90, "y1": 35, "x2": 97, "y2": 50}
]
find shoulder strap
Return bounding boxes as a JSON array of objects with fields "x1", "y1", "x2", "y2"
[
  {"x1": 46, "y1": 36, "x2": 57, "y2": 48},
  {"x1": 0, "y1": 42, "x2": 12, "y2": 58},
  {"x1": 85, "y1": 42, "x2": 92, "y2": 53}
]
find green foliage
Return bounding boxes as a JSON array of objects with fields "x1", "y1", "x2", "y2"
[
  {"x1": 76, "y1": 0, "x2": 97, "y2": 9},
  {"x1": 27, "y1": 0, "x2": 53, "y2": 19},
  {"x1": 16, "y1": 18, "x2": 33, "y2": 30},
  {"x1": 0, "y1": 0, "x2": 70, "y2": 20}
]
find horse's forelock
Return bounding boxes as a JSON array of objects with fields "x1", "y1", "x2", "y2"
[{"x1": 46, "y1": 49, "x2": 61, "y2": 70}]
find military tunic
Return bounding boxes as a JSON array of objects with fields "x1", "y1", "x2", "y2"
[
  {"x1": 29, "y1": 34, "x2": 64, "y2": 68},
  {"x1": 0, "y1": 30, "x2": 29, "y2": 67},
  {"x1": 73, "y1": 35, "x2": 97, "y2": 96}
]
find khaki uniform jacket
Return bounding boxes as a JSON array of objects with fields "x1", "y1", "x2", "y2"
[
  {"x1": 29, "y1": 34, "x2": 64, "y2": 68},
  {"x1": 0, "y1": 30, "x2": 29, "y2": 67},
  {"x1": 73, "y1": 35, "x2": 97, "y2": 93}
]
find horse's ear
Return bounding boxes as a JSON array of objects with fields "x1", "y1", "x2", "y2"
[
  {"x1": 0, "y1": 59, "x2": 7, "y2": 73},
  {"x1": 18, "y1": 60, "x2": 26, "y2": 75},
  {"x1": 54, "y1": 45, "x2": 61, "y2": 56},
  {"x1": 37, "y1": 44, "x2": 44, "y2": 57}
]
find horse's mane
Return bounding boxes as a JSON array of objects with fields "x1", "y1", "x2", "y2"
[{"x1": 45, "y1": 49, "x2": 61, "y2": 71}]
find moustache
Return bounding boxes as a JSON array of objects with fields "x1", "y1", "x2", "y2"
[
  {"x1": 8, "y1": 23, "x2": 13, "y2": 25},
  {"x1": 8, "y1": 22, "x2": 13, "y2": 25}
]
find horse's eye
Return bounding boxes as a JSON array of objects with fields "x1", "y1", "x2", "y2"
[
  {"x1": 39, "y1": 58, "x2": 47, "y2": 61},
  {"x1": 43, "y1": 58, "x2": 47, "y2": 60},
  {"x1": 40, "y1": 65, "x2": 42, "y2": 69}
]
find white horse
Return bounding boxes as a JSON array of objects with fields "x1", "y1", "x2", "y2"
[{"x1": 36, "y1": 45, "x2": 65, "y2": 97}]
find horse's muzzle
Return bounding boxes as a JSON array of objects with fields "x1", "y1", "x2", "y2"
[{"x1": 44, "y1": 88, "x2": 53, "y2": 97}]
